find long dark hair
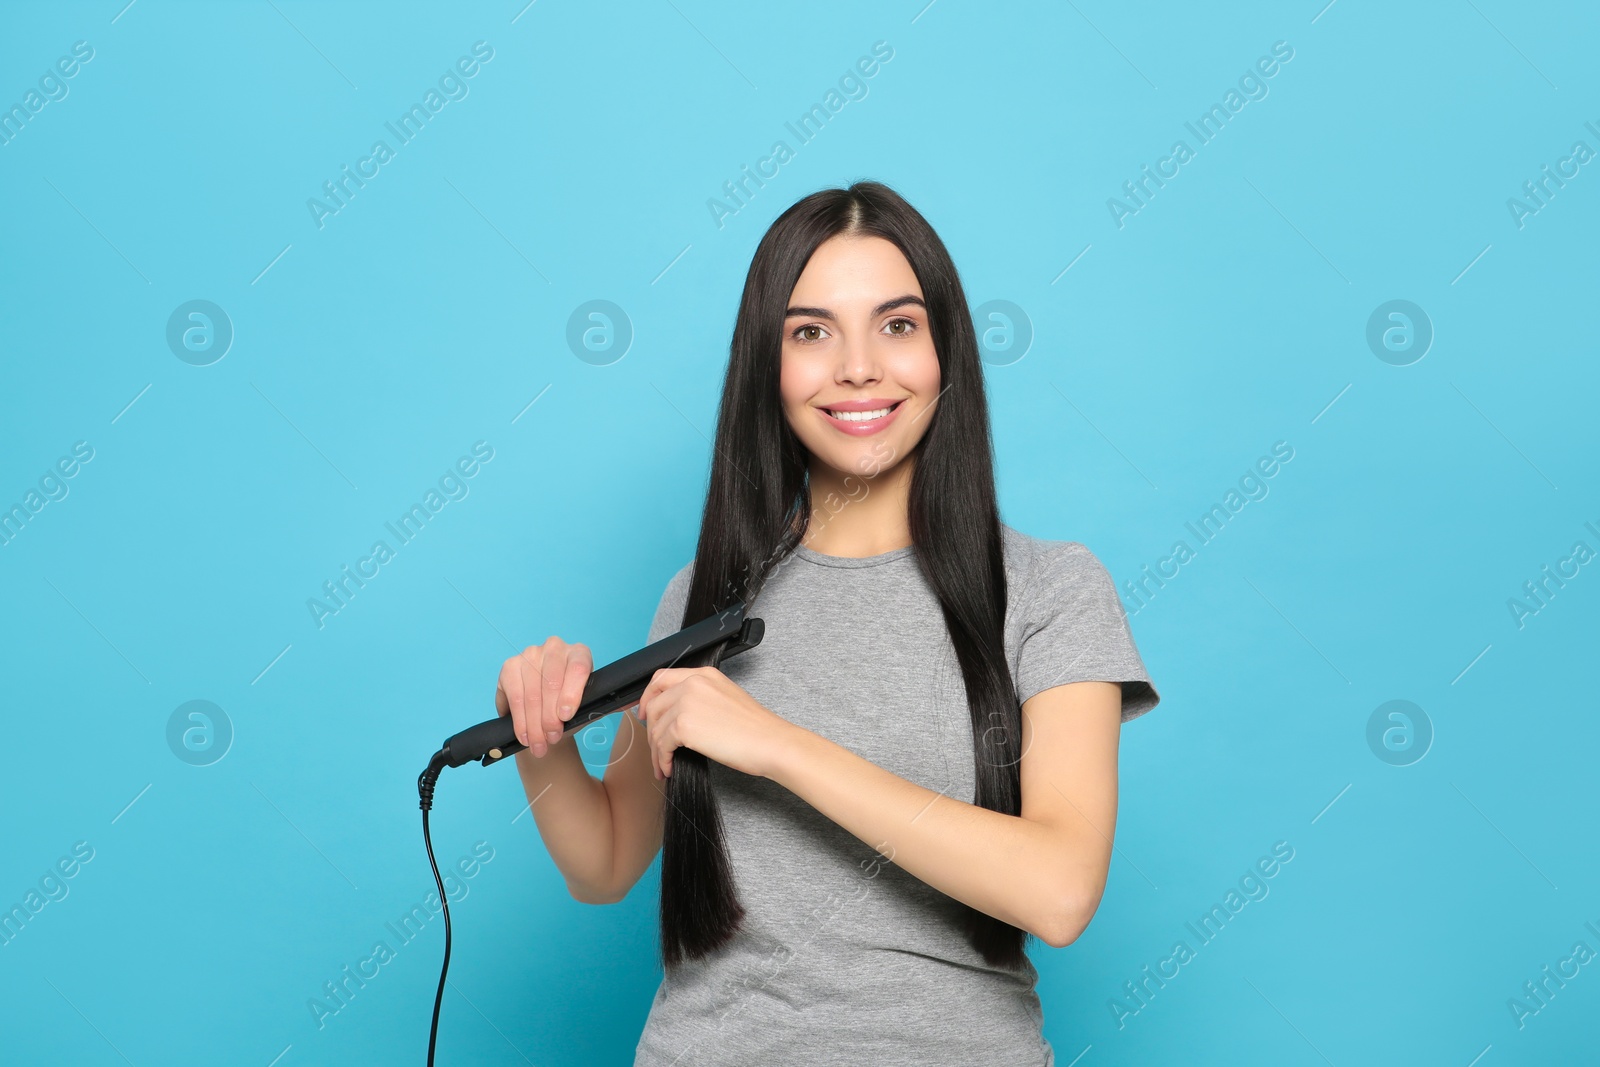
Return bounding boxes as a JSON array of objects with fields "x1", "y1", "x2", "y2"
[{"x1": 661, "y1": 180, "x2": 1029, "y2": 971}]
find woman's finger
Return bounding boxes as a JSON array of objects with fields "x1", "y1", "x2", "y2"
[
  {"x1": 650, "y1": 700, "x2": 681, "y2": 781},
  {"x1": 539, "y1": 640, "x2": 567, "y2": 747},
  {"x1": 501, "y1": 656, "x2": 527, "y2": 748},
  {"x1": 649, "y1": 703, "x2": 662, "y2": 780},
  {"x1": 651, "y1": 708, "x2": 669, "y2": 781},
  {"x1": 559, "y1": 645, "x2": 592, "y2": 730},
  {"x1": 636, "y1": 666, "x2": 685, "y2": 720},
  {"x1": 518, "y1": 649, "x2": 547, "y2": 756}
]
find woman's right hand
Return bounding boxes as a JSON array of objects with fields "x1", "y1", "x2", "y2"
[{"x1": 496, "y1": 637, "x2": 594, "y2": 758}]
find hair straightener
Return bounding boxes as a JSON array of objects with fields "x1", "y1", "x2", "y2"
[{"x1": 415, "y1": 602, "x2": 765, "y2": 1066}]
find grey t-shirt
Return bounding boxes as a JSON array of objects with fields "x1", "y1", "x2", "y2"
[{"x1": 630, "y1": 523, "x2": 1159, "y2": 1067}]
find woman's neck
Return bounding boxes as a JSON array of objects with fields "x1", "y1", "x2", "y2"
[{"x1": 799, "y1": 457, "x2": 915, "y2": 558}]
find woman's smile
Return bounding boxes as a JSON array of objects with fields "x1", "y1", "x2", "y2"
[{"x1": 818, "y1": 398, "x2": 907, "y2": 435}]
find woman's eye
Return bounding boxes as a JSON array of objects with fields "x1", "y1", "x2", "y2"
[{"x1": 791, "y1": 319, "x2": 916, "y2": 342}]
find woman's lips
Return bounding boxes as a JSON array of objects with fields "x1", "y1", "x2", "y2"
[{"x1": 819, "y1": 399, "x2": 904, "y2": 437}]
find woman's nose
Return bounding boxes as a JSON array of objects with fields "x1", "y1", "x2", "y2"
[{"x1": 835, "y1": 333, "x2": 881, "y2": 385}]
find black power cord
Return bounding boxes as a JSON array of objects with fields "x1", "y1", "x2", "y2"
[
  {"x1": 414, "y1": 606, "x2": 764, "y2": 1063},
  {"x1": 418, "y1": 751, "x2": 450, "y2": 1067}
]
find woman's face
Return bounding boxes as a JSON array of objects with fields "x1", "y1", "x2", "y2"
[{"x1": 779, "y1": 234, "x2": 942, "y2": 481}]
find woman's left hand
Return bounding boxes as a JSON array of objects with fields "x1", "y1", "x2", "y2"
[{"x1": 634, "y1": 667, "x2": 796, "y2": 781}]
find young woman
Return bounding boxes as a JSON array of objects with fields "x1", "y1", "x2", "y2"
[{"x1": 496, "y1": 180, "x2": 1160, "y2": 1066}]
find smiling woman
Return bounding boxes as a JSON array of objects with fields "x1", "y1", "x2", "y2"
[
  {"x1": 777, "y1": 232, "x2": 943, "y2": 519},
  {"x1": 501, "y1": 180, "x2": 1161, "y2": 1067}
]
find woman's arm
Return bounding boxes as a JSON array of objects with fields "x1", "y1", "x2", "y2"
[
  {"x1": 501, "y1": 637, "x2": 668, "y2": 906},
  {"x1": 510, "y1": 704, "x2": 668, "y2": 904},
  {"x1": 764, "y1": 679, "x2": 1123, "y2": 948},
  {"x1": 511, "y1": 737, "x2": 615, "y2": 902}
]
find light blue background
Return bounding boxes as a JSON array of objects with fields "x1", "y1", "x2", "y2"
[{"x1": 2, "y1": 1, "x2": 1596, "y2": 1064}]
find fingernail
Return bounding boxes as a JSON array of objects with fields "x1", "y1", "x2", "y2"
[
  {"x1": 560, "y1": 704, "x2": 573, "y2": 718},
  {"x1": 518, "y1": 731, "x2": 528, "y2": 745},
  {"x1": 547, "y1": 729, "x2": 561, "y2": 744}
]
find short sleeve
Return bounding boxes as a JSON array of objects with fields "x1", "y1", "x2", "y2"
[
  {"x1": 646, "y1": 562, "x2": 694, "y2": 644},
  {"x1": 1014, "y1": 541, "x2": 1160, "y2": 722}
]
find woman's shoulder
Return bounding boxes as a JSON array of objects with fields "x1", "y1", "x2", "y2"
[
  {"x1": 664, "y1": 558, "x2": 695, "y2": 593},
  {"x1": 647, "y1": 559, "x2": 697, "y2": 643},
  {"x1": 999, "y1": 523, "x2": 1112, "y2": 588},
  {"x1": 1001, "y1": 523, "x2": 1160, "y2": 718}
]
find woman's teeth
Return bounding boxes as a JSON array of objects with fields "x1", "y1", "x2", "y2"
[{"x1": 828, "y1": 405, "x2": 894, "y2": 422}]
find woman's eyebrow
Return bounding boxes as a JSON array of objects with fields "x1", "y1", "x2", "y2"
[{"x1": 784, "y1": 295, "x2": 926, "y2": 321}]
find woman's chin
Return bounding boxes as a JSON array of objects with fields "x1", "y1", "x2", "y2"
[{"x1": 805, "y1": 443, "x2": 909, "y2": 483}]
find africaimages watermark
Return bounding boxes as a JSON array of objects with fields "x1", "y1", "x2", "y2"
[
  {"x1": 306, "y1": 41, "x2": 495, "y2": 230},
  {"x1": 0, "y1": 440, "x2": 95, "y2": 548},
  {"x1": 1107, "y1": 41, "x2": 1295, "y2": 229},
  {"x1": 306, "y1": 441, "x2": 494, "y2": 629},
  {"x1": 706, "y1": 40, "x2": 895, "y2": 231},
  {"x1": 1505, "y1": 518, "x2": 1599, "y2": 630},
  {"x1": 306, "y1": 841, "x2": 494, "y2": 1030},
  {"x1": 1108, "y1": 840, "x2": 1295, "y2": 1029},
  {"x1": 1117, "y1": 441, "x2": 1295, "y2": 617}
]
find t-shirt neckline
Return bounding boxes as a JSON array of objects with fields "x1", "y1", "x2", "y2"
[{"x1": 791, "y1": 541, "x2": 916, "y2": 569}]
